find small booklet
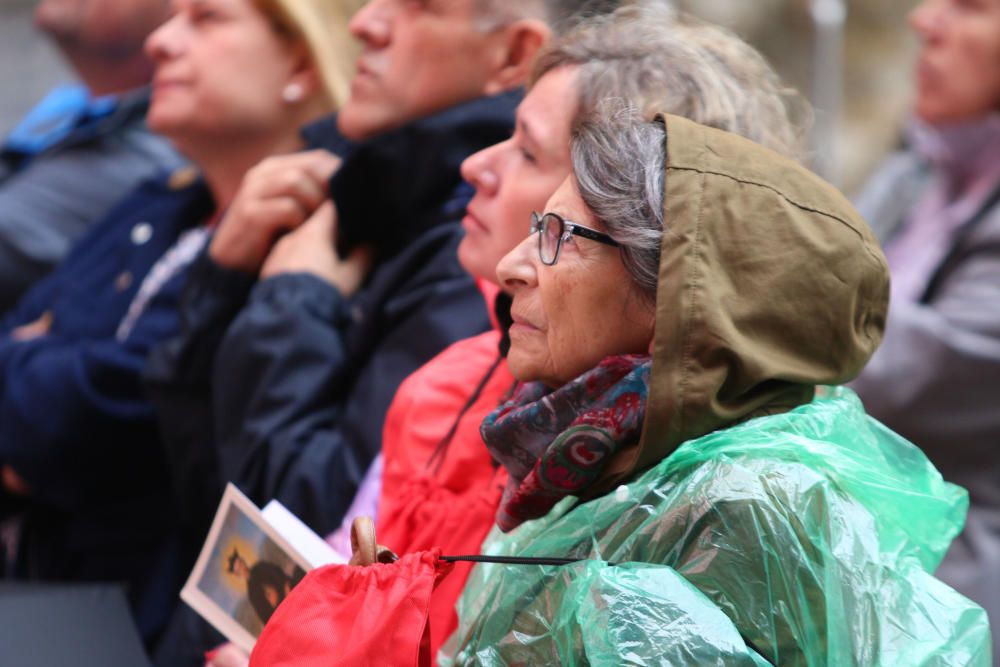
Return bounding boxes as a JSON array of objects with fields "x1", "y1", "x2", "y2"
[{"x1": 181, "y1": 484, "x2": 346, "y2": 653}]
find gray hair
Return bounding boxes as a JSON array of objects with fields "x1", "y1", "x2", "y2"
[
  {"x1": 536, "y1": 3, "x2": 808, "y2": 298},
  {"x1": 532, "y1": 3, "x2": 807, "y2": 158},
  {"x1": 572, "y1": 106, "x2": 665, "y2": 299},
  {"x1": 474, "y1": 0, "x2": 629, "y2": 33}
]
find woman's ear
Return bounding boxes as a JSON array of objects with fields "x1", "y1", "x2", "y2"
[
  {"x1": 483, "y1": 19, "x2": 552, "y2": 96},
  {"x1": 286, "y1": 67, "x2": 323, "y2": 103},
  {"x1": 284, "y1": 42, "x2": 325, "y2": 105}
]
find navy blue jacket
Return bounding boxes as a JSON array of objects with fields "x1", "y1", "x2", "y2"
[
  {"x1": 0, "y1": 166, "x2": 213, "y2": 641},
  {"x1": 0, "y1": 87, "x2": 183, "y2": 311},
  {"x1": 146, "y1": 93, "x2": 520, "y2": 555}
]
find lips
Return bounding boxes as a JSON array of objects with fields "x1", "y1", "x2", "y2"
[
  {"x1": 462, "y1": 208, "x2": 489, "y2": 234},
  {"x1": 510, "y1": 308, "x2": 542, "y2": 331},
  {"x1": 151, "y1": 76, "x2": 187, "y2": 94},
  {"x1": 915, "y1": 57, "x2": 939, "y2": 88},
  {"x1": 350, "y1": 62, "x2": 380, "y2": 98},
  {"x1": 354, "y1": 57, "x2": 380, "y2": 83}
]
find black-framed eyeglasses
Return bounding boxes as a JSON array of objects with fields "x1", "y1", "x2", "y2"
[{"x1": 529, "y1": 211, "x2": 620, "y2": 266}]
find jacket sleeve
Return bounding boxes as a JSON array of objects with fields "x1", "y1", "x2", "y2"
[
  {"x1": 0, "y1": 275, "x2": 186, "y2": 510},
  {"x1": 143, "y1": 251, "x2": 256, "y2": 539},
  {"x1": 211, "y1": 268, "x2": 487, "y2": 536},
  {"x1": 849, "y1": 227, "x2": 1000, "y2": 455}
]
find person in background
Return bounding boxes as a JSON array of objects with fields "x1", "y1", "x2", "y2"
[
  {"x1": 0, "y1": 0, "x2": 182, "y2": 310},
  {"x1": 850, "y1": 0, "x2": 1000, "y2": 652},
  {"x1": 0, "y1": 0, "x2": 357, "y2": 646}
]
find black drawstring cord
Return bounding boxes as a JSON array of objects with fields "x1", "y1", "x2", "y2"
[{"x1": 440, "y1": 554, "x2": 589, "y2": 566}]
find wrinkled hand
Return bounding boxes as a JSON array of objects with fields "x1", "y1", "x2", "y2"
[
  {"x1": 204, "y1": 643, "x2": 249, "y2": 667},
  {"x1": 260, "y1": 201, "x2": 372, "y2": 297},
  {"x1": 210, "y1": 150, "x2": 341, "y2": 275},
  {"x1": 10, "y1": 311, "x2": 52, "y2": 341},
  {"x1": 1, "y1": 465, "x2": 30, "y2": 496}
]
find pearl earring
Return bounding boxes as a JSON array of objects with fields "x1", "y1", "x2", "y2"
[{"x1": 282, "y1": 83, "x2": 305, "y2": 104}]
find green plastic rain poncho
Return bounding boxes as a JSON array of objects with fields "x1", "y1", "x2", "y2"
[{"x1": 443, "y1": 115, "x2": 991, "y2": 665}]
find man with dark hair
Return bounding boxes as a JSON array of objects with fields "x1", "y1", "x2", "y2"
[{"x1": 0, "y1": 0, "x2": 181, "y2": 310}]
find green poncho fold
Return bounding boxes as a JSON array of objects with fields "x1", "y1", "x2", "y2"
[{"x1": 443, "y1": 390, "x2": 991, "y2": 666}]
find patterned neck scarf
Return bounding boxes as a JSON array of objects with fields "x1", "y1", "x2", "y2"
[{"x1": 481, "y1": 355, "x2": 650, "y2": 532}]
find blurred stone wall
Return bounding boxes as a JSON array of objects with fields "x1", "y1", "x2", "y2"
[
  {"x1": 0, "y1": 0, "x2": 73, "y2": 135},
  {"x1": 677, "y1": 0, "x2": 921, "y2": 193}
]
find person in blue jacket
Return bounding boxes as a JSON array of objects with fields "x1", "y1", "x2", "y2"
[
  {"x1": 0, "y1": 0, "x2": 354, "y2": 643},
  {"x1": 0, "y1": 0, "x2": 181, "y2": 310}
]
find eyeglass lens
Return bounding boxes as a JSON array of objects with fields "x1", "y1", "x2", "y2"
[{"x1": 539, "y1": 213, "x2": 563, "y2": 264}]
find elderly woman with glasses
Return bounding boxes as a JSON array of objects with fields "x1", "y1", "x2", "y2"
[{"x1": 441, "y1": 108, "x2": 991, "y2": 664}]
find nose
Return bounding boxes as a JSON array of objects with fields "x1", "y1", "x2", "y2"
[
  {"x1": 145, "y1": 12, "x2": 183, "y2": 64},
  {"x1": 497, "y1": 233, "x2": 538, "y2": 293},
  {"x1": 349, "y1": 0, "x2": 392, "y2": 49},
  {"x1": 461, "y1": 141, "x2": 505, "y2": 197},
  {"x1": 909, "y1": 0, "x2": 945, "y2": 42}
]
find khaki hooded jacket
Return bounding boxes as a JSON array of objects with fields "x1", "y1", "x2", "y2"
[{"x1": 444, "y1": 116, "x2": 990, "y2": 665}]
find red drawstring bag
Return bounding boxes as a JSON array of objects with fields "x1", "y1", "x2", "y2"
[{"x1": 249, "y1": 537, "x2": 453, "y2": 667}]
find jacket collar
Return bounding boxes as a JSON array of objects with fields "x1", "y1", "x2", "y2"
[{"x1": 301, "y1": 90, "x2": 523, "y2": 260}]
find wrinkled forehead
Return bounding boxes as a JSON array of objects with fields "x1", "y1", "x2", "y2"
[{"x1": 542, "y1": 174, "x2": 602, "y2": 228}]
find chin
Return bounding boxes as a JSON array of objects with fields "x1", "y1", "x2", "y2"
[
  {"x1": 456, "y1": 244, "x2": 492, "y2": 283},
  {"x1": 505, "y1": 352, "x2": 535, "y2": 384},
  {"x1": 507, "y1": 354, "x2": 560, "y2": 388},
  {"x1": 455, "y1": 249, "x2": 479, "y2": 280},
  {"x1": 915, "y1": 105, "x2": 968, "y2": 126},
  {"x1": 339, "y1": 99, "x2": 411, "y2": 141},
  {"x1": 148, "y1": 116, "x2": 193, "y2": 142},
  {"x1": 147, "y1": 100, "x2": 192, "y2": 132},
  {"x1": 145, "y1": 112, "x2": 176, "y2": 136},
  {"x1": 337, "y1": 103, "x2": 384, "y2": 141},
  {"x1": 913, "y1": 91, "x2": 982, "y2": 126}
]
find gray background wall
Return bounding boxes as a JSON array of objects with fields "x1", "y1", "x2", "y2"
[{"x1": 0, "y1": 0, "x2": 72, "y2": 136}]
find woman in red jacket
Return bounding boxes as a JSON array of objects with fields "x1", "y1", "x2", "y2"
[{"x1": 366, "y1": 7, "x2": 806, "y2": 659}]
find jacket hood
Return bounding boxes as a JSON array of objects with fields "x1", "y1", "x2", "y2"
[{"x1": 605, "y1": 114, "x2": 890, "y2": 487}]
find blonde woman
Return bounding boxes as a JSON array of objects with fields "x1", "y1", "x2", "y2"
[{"x1": 0, "y1": 0, "x2": 361, "y2": 649}]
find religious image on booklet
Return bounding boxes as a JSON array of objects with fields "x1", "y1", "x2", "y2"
[{"x1": 181, "y1": 483, "x2": 341, "y2": 653}]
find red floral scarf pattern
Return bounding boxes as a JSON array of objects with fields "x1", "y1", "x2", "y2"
[{"x1": 480, "y1": 355, "x2": 650, "y2": 531}]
